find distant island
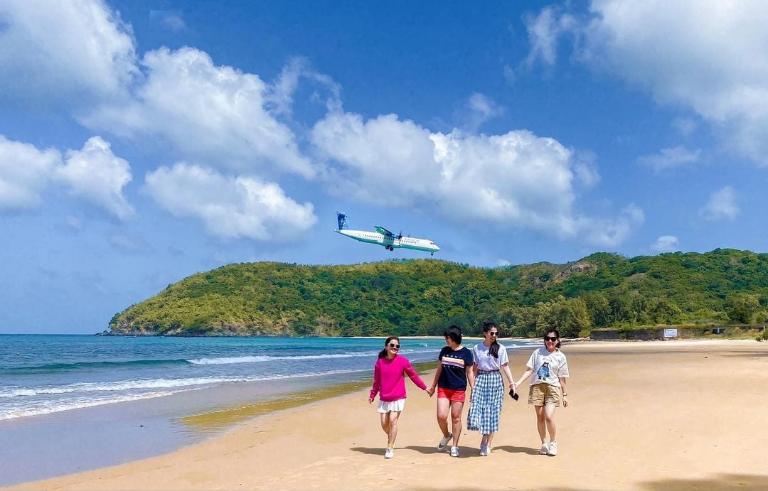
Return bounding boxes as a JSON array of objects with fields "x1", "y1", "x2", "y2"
[{"x1": 107, "y1": 249, "x2": 768, "y2": 338}]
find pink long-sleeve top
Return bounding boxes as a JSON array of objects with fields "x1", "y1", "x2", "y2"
[{"x1": 369, "y1": 355, "x2": 427, "y2": 402}]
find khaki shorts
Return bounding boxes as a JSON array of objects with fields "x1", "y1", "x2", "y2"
[{"x1": 528, "y1": 383, "x2": 562, "y2": 407}]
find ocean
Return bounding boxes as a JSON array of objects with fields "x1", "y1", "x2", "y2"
[{"x1": 0, "y1": 334, "x2": 536, "y2": 484}]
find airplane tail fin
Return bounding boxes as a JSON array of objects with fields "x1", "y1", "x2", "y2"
[{"x1": 336, "y1": 212, "x2": 347, "y2": 230}]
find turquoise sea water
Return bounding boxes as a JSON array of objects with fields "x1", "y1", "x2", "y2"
[{"x1": 0, "y1": 334, "x2": 535, "y2": 484}]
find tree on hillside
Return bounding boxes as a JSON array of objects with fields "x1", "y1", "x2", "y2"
[{"x1": 725, "y1": 293, "x2": 761, "y2": 323}]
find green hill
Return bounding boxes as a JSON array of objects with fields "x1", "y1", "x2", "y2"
[{"x1": 107, "y1": 249, "x2": 768, "y2": 337}]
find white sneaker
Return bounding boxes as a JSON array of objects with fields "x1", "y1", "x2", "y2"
[
  {"x1": 384, "y1": 448, "x2": 393, "y2": 459},
  {"x1": 547, "y1": 441, "x2": 558, "y2": 456},
  {"x1": 450, "y1": 446, "x2": 459, "y2": 457},
  {"x1": 437, "y1": 433, "x2": 452, "y2": 451},
  {"x1": 479, "y1": 445, "x2": 488, "y2": 456},
  {"x1": 539, "y1": 442, "x2": 549, "y2": 455}
]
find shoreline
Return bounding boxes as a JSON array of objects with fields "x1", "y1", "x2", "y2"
[{"x1": 6, "y1": 339, "x2": 768, "y2": 491}]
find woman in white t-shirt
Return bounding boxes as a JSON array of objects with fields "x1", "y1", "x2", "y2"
[
  {"x1": 514, "y1": 328, "x2": 569, "y2": 457},
  {"x1": 467, "y1": 322, "x2": 516, "y2": 456}
]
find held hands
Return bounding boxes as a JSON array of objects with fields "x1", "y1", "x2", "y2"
[{"x1": 426, "y1": 387, "x2": 435, "y2": 397}]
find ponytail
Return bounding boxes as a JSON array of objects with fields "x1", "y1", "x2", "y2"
[{"x1": 483, "y1": 321, "x2": 500, "y2": 359}]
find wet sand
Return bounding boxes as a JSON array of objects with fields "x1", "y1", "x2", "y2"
[{"x1": 7, "y1": 340, "x2": 768, "y2": 491}]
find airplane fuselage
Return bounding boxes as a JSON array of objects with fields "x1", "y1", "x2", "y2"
[{"x1": 336, "y1": 229, "x2": 440, "y2": 254}]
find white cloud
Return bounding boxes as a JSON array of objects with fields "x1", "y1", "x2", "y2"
[
  {"x1": 672, "y1": 117, "x2": 698, "y2": 137},
  {"x1": 702, "y1": 186, "x2": 739, "y2": 221},
  {"x1": 573, "y1": 151, "x2": 600, "y2": 187},
  {"x1": 0, "y1": 134, "x2": 133, "y2": 218},
  {"x1": 0, "y1": 0, "x2": 136, "y2": 103},
  {"x1": 0, "y1": 135, "x2": 61, "y2": 210},
  {"x1": 312, "y1": 110, "x2": 640, "y2": 246},
  {"x1": 637, "y1": 146, "x2": 701, "y2": 172},
  {"x1": 266, "y1": 57, "x2": 341, "y2": 118},
  {"x1": 575, "y1": 0, "x2": 768, "y2": 165},
  {"x1": 149, "y1": 10, "x2": 187, "y2": 32},
  {"x1": 651, "y1": 235, "x2": 680, "y2": 253},
  {"x1": 525, "y1": 6, "x2": 577, "y2": 67},
  {"x1": 578, "y1": 204, "x2": 644, "y2": 247},
  {"x1": 84, "y1": 47, "x2": 314, "y2": 178},
  {"x1": 461, "y1": 93, "x2": 504, "y2": 131},
  {"x1": 144, "y1": 163, "x2": 316, "y2": 241},
  {"x1": 57, "y1": 137, "x2": 134, "y2": 220}
]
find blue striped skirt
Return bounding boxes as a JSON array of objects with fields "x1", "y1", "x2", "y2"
[{"x1": 467, "y1": 370, "x2": 504, "y2": 434}]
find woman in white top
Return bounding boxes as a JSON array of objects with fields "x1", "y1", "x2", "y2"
[
  {"x1": 467, "y1": 322, "x2": 516, "y2": 456},
  {"x1": 514, "y1": 328, "x2": 569, "y2": 457}
]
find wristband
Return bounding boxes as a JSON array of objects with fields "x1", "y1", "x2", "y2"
[{"x1": 563, "y1": 393, "x2": 568, "y2": 396}]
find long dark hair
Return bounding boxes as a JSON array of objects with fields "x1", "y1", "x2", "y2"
[
  {"x1": 483, "y1": 321, "x2": 500, "y2": 358},
  {"x1": 544, "y1": 328, "x2": 562, "y2": 349},
  {"x1": 443, "y1": 325, "x2": 462, "y2": 345},
  {"x1": 378, "y1": 336, "x2": 400, "y2": 359}
]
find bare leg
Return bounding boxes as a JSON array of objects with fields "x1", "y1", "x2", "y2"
[
  {"x1": 535, "y1": 405, "x2": 546, "y2": 443},
  {"x1": 544, "y1": 403, "x2": 557, "y2": 442},
  {"x1": 486, "y1": 432, "x2": 495, "y2": 449},
  {"x1": 450, "y1": 401, "x2": 464, "y2": 447},
  {"x1": 387, "y1": 411, "x2": 401, "y2": 448},
  {"x1": 436, "y1": 398, "x2": 451, "y2": 437},
  {"x1": 379, "y1": 412, "x2": 390, "y2": 436}
]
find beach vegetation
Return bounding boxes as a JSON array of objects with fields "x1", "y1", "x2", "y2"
[{"x1": 108, "y1": 249, "x2": 768, "y2": 338}]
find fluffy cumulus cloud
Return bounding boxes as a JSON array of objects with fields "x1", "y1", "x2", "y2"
[
  {"x1": 312, "y1": 110, "x2": 641, "y2": 245},
  {"x1": 85, "y1": 47, "x2": 314, "y2": 178},
  {"x1": 0, "y1": 0, "x2": 136, "y2": 103},
  {"x1": 0, "y1": 134, "x2": 133, "y2": 218},
  {"x1": 57, "y1": 137, "x2": 134, "y2": 220},
  {"x1": 702, "y1": 186, "x2": 739, "y2": 221},
  {"x1": 530, "y1": 1, "x2": 768, "y2": 165},
  {"x1": 0, "y1": 136, "x2": 62, "y2": 210},
  {"x1": 637, "y1": 146, "x2": 701, "y2": 172},
  {"x1": 144, "y1": 163, "x2": 316, "y2": 241},
  {"x1": 651, "y1": 235, "x2": 680, "y2": 253}
]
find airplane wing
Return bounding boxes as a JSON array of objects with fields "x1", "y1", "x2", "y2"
[{"x1": 374, "y1": 226, "x2": 394, "y2": 237}]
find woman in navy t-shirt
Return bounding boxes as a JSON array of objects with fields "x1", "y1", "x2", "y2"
[{"x1": 427, "y1": 325, "x2": 475, "y2": 457}]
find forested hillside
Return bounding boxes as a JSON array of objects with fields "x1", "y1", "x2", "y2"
[{"x1": 108, "y1": 249, "x2": 768, "y2": 337}]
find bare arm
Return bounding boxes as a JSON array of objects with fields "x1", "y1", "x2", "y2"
[
  {"x1": 501, "y1": 362, "x2": 516, "y2": 392},
  {"x1": 559, "y1": 377, "x2": 569, "y2": 407},
  {"x1": 427, "y1": 364, "x2": 442, "y2": 397},
  {"x1": 466, "y1": 365, "x2": 476, "y2": 390},
  {"x1": 515, "y1": 367, "x2": 534, "y2": 387}
]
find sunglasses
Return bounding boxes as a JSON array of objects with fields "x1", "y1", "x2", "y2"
[
  {"x1": 388, "y1": 343, "x2": 400, "y2": 349},
  {"x1": 488, "y1": 332, "x2": 498, "y2": 336},
  {"x1": 545, "y1": 336, "x2": 558, "y2": 342}
]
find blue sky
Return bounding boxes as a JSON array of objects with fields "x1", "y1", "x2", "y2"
[{"x1": 1, "y1": 1, "x2": 767, "y2": 333}]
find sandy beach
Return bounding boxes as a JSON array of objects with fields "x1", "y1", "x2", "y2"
[{"x1": 7, "y1": 340, "x2": 768, "y2": 491}]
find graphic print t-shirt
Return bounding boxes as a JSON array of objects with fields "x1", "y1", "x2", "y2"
[
  {"x1": 526, "y1": 347, "x2": 569, "y2": 387},
  {"x1": 437, "y1": 346, "x2": 474, "y2": 390}
]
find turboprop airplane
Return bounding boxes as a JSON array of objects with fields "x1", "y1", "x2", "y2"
[{"x1": 335, "y1": 213, "x2": 440, "y2": 255}]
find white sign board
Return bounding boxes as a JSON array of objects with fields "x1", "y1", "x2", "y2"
[{"x1": 663, "y1": 328, "x2": 678, "y2": 338}]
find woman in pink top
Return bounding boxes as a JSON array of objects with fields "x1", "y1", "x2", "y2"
[{"x1": 369, "y1": 336, "x2": 428, "y2": 459}]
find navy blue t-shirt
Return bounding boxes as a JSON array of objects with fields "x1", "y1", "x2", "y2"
[{"x1": 437, "y1": 346, "x2": 474, "y2": 390}]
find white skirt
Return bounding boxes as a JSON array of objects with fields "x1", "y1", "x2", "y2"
[{"x1": 377, "y1": 398, "x2": 406, "y2": 413}]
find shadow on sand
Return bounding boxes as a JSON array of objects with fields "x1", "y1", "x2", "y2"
[
  {"x1": 405, "y1": 473, "x2": 768, "y2": 491},
  {"x1": 351, "y1": 445, "x2": 485, "y2": 458},
  {"x1": 492, "y1": 444, "x2": 540, "y2": 456}
]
